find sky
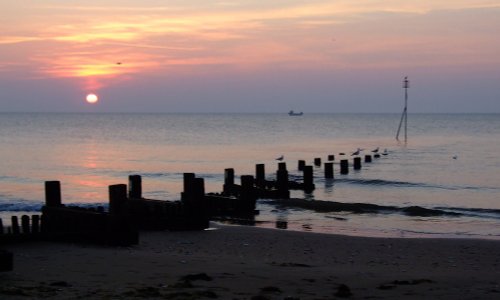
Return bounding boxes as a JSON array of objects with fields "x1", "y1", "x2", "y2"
[{"x1": 1, "y1": 0, "x2": 499, "y2": 113}]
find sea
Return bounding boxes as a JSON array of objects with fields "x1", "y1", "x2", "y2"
[{"x1": 1, "y1": 113, "x2": 499, "y2": 240}]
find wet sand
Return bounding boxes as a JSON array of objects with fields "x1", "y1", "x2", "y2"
[{"x1": 1, "y1": 223, "x2": 500, "y2": 299}]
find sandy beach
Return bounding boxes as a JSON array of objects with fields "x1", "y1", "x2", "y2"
[{"x1": 1, "y1": 223, "x2": 500, "y2": 299}]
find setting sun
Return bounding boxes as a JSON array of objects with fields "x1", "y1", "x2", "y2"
[{"x1": 86, "y1": 93, "x2": 98, "y2": 104}]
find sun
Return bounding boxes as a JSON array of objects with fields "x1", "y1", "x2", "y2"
[{"x1": 86, "y1": 93, "x2": 98, "y2": 104}]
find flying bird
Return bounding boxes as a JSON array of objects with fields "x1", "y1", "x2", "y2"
[
  {"x1": 276, "y1": 155, "x2": 284, "y2": 161},
  {"x1": 116, "y1": 62, "x2": 122, "y2": 65}
]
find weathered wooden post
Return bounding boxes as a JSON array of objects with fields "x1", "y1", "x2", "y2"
[
  {"x1": 240, "y1": 175, "x2": 256, "y2": 211},
  {"x1": 223, "y1": 168, "x2": 235, "y2": 194},
  {"x1": 353, "y1": 157, "x2": 362, "y2": 170},
  {"x1": 303, "y1": 165, "x2": 315, "y2": 192},
  {"x1": 328, "y1": 155, "x2": 335, "y2": 161},
  {"x1": 109, "y1": 184, "x2": 128, "y2": 215},
  {"x1": 45, "y1": 181, "x2": 62, "y2": 207},
  {"x1": 11, "y1": 216, "x2": 20, "y2": 235},
  {"x1": 314, "y1": 158, "x2": 322, "y2": 167},
  {"x1": 365, "y1": 155, "x2": 372, "y2": 163},
  {"x1": 0, "y1": 218, "x2": 3, "y2": 234},
  {"x1": 340, "y1": 159, "x2": 349, "y2": 175},
  {"x1": 324, "y1": 162, "x2": 334, "y2": 179},
  {"x1": 298, "y1": 160, "x2": 306, "y2": 171},
  {"x1": 21, "y1": 215, "x2": 30, "y2": 234},
  {"x1": 255, "y1": 164, "x2": 266, "y2": 188},
  {"x1": 32, "y1": 215, "x2": 40, "y2": 234},
  {"x1": 276, "y1": 164, "x2": 290, "y2": 198},
  {"x1": 128, "y1": 175, "x2": 142, "y2": 199}
]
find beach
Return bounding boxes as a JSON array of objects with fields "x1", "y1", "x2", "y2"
[{"x1": 2, "y1": 223, "x2": 499, "y2": 299}]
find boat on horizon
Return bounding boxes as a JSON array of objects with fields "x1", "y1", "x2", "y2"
[{"x1": 288, "y1": 110, "x2": 303, "y2": 116}]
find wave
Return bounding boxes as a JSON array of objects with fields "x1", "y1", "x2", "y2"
[
  {"x1": 0, "y1": 200, "x2": 108, "y2": 213},
  {"x1": 262, "y1": 198, "x2": 500, "y2": 220},
  {"x1": 333, "y1": 178, "x2": 497, "y2": 191}
]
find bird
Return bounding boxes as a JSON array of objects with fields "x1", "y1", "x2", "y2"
[
  {"x1": 371, "y1": 147, "x2": 379, "y2": 153},
  {"x1": 351, "y1": 148, "x2": 362, "y2": 156},
  {"x1": 116, "y1": 62, "x2": 122, "y2": 65},
  {"x1": 452, "y1": 155, "x2": 458, "y2": 160},
  {"x1": 276, "y1": 155, "x2": 284, "y2": 161},
  {"x1": 382, "y1": 149, "x2": 389, "y2": 156}
]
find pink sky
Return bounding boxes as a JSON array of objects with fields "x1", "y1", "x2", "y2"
[{"x1": 1, "y1": 1, "x2": 499, "y2": 112}]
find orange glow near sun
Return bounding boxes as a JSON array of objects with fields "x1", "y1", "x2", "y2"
[{"x1": 86, "y1": 93, "x2": 98, "y2": 104}]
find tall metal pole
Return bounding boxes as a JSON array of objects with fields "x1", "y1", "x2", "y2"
[{"x1": 396, "y1": 76, "x2": 409, "y2": 142}]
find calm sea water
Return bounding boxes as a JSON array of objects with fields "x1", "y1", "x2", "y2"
[{"x1": 1, "y1": 113, "x2": 499, "y2": 239}]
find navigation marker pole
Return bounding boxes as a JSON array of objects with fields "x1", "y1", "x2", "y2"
[{"x1": 396, "y1": 76, "x2": 409, "y2": 142}]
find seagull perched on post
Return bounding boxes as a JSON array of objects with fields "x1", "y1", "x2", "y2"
[
  {"x1": 276, "y1": 155, "x2": 284, "y2": 161},
  {"x1": 371, "y1": 147, "x2": 379, "y2": 153},
  {"x1": 351, "y1": 148, "x2": 362, "y2": 156}
]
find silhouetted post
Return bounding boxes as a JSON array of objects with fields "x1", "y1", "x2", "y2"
[
  {"x1": 193, "y1": 177, "x2": 205, "y2": 212},
  {"x1": 365, "y1": 155, "x2": 372, "y2": 163},
  {"x1": 303, "y1": 165, "x2": 315, "y2": 191},
  {"x1": 276, "y1": 165, "x2": 289, "y2": 198},
  {"x1": 340, "y1": 159, "x2": 349, "y2": 175},
  {"x1": 328, "y1": 155, "x2": 335, "y2": 161},
  {"x1": 11, "y1": 216, "x2": 20, "y2": 235},
  {"x1": 255, "y1": 164, "x2": 266, "y2": 188},
  {"x1": 240, "y1": 175, "x2": 256, "y2": 210},
  {"x1": 21, "y1": 215, "x2": 30, "y2": 234},
  {"x1": 128, "y1": 175, "x2": 142, "y2": 199},
  {"x1": 314, "y1": 158, "x2": 321, "y2": 167},
  {"x1": 109, "y1": 184, "x2": 128, "y2": 215},
  {"x1": 223, "y1": 168, "x2": 235, "y2": 194},
  {"x1": 45, "y1": 181, "x2": 62, "y2": 207},
  {"x1": 181, "y1": 172, "x2": 196, "y2": 202},
  {"x1": 353, "y1": 157, "x2": 362, "y2": 170},
  {"x1": 32, "y1": 215, "x2": 40, "y2": 234},
  {"x1": 0, "y1": 218, "x2": 3, "y2": 235},
  {"x1": 298, "y1": 160, "x2": 306, "y2": 171},
  {"x1": 374, "y1": 154, "x2": 381, "y2": 158},
  {"x1": 324, "y1": 162, "x2": 334, "y2": 179}
]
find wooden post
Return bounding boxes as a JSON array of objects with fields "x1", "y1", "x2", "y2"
[
  {"x1": 365, "y1": 155, "x2": 372, "y2": 163},
  {"x1": 241, "y1": 175, "x2": 258, "y2": 210},
  {"x1": 340, "y1": 159, "x2": 349, "y2": 175},
  {"x1": 303, "y1": 165, "x2": 315, "y2": 191},
  {"x1": 109, "y1": 184, "x2": 128, "y2": 215},
  {"x1": 0, "y1": 218, "x2": 3, "y2": 235},
  {"x1": 298, "y1": 160, "x2": 305, "y2": 171},
  {"x1": 314, "y1": 158, "x2": 321, "y2": 167},
  {"x1": 45, "y1": 181, "x2": 62, "y2": 207},
  {"x1": 21, "y1": 215, "x2": 30, "y2": 234},
  {"x1": 278, "y1": 162, "x2": 287, "y2": 171},
  {"x1": 128, "y1": 175, "x2": 142, "y2": 199},
  {"x1": 353, "y1": 157, "x2": 362, "y2": 170},
  {"x1": 255, "y1": 164, "x2": 265, "y2": 188},
  {"x1": 11, "y1": 216, "x2": 20, "y2": 235},
  {"x1": 324, "y1": 162, "x2": 334, "y2": 179},
  {"x1": 328, "y1": 155, "x2": 335, "y2": 161},
  {"x1": 32, "y1": 215, "x2": 40, "y2": 234},
  {"x1": 276, "y1": 168, "x2": 288, "y2": 190},
  {"x1": 223, "y1": 168, "x2": 234, "y2": 194},
  {"x1": 182, "y1": 173, "x2": 196, "y2": 201}
]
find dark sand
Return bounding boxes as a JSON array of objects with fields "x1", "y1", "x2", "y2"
[{"x1": 2, "y1": 223, "x2": 500, "y2": 299}]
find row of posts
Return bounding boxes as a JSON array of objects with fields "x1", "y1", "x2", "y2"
[{"x1": 0, "y1": 215, "x2": 41, "y2": 235}]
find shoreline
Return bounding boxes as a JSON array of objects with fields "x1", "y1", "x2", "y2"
[{"x1": 2, "y1": 223, "x2": 500, "y2": 299}]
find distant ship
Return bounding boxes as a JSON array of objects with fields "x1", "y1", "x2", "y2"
[{"x1": 288, "y1": 110, "x2": 303, "y2": 116}]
